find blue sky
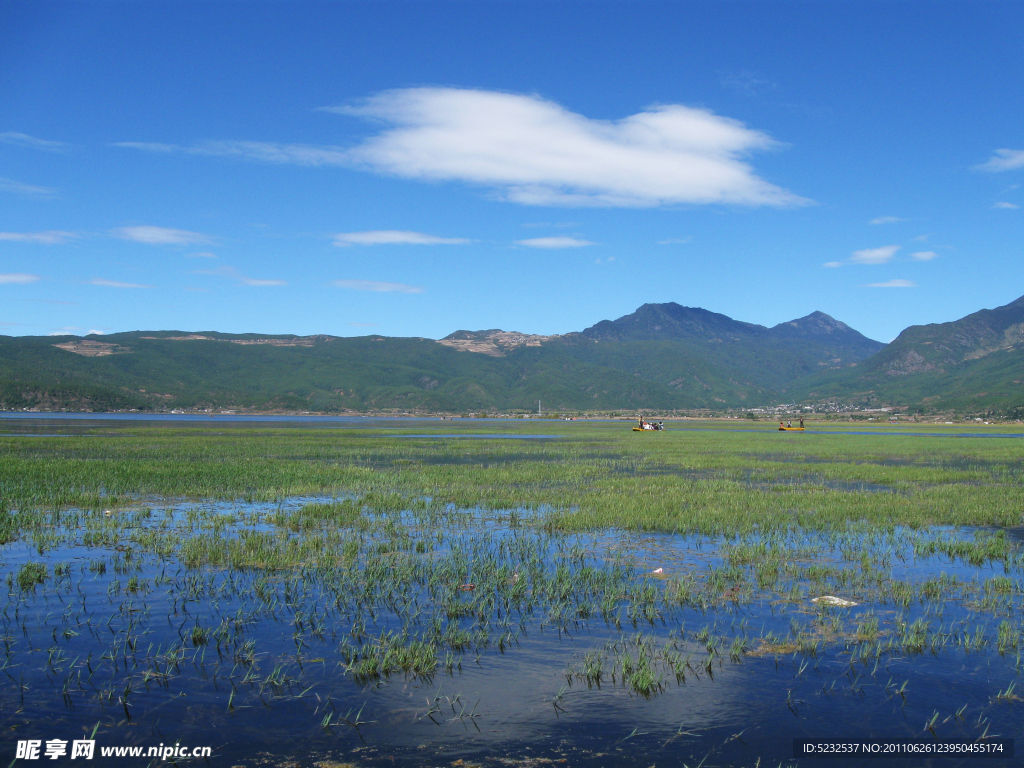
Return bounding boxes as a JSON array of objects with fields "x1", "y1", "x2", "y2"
[{"x1": 1, "y1": 1, "x2": 1022, "y2": 344}]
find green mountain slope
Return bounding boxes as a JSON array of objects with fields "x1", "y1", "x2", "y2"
[
  {"x1": 0, "y1": 301, "x2": 909, "y2": 413},
  {"x1": 790, "y1": 294, "x2": 1024, "y2": 413},
  {"x1": 0, "y1": 331, "x2": 694, "y2": 412},
  {"x1": 550, "y1": 303, "x2": 885, "y2": 399}
]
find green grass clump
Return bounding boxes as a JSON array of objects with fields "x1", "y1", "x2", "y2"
[
  {"x1": 342, "y1": 633, "x2": 438, "y2": 682},
  {"x1": 271, "y1": 500, "x2": 361, "y2": 531},
  {"x1": 14, "y1": 561, "x2": 47, "y2": 591}
]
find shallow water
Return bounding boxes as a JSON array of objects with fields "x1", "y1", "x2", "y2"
[{"x1": 2, "y1": 501, "x2": 1023, "y2": 767}]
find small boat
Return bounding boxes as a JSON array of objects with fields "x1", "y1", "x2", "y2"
[{"x1": 778, "y1": 426, "x2": 805, "y2": 431}]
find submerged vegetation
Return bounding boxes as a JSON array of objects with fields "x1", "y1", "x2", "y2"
[{"x1": 2, "y1": 418, "x2": 1024, "y2": 766}]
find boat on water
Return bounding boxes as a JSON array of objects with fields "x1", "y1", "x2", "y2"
[
  {"x1": 633, "y1": 419, "x2": 665, "y2": 431},
  {"x1": 778, "y1": 426, "x2": 805, "y2": 431}
]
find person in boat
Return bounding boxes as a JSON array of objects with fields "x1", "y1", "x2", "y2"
[
  {"x1": 799, "y1": 416, "x2": 804, "y2": 429},
  {"x1": 787, "y1": 420, "x2": 792, "y2": 428},
  {"x1": 638, "y1": 415, "x2": 644, "y2": 429},
  {"x1": 780, "y1": 421, "x2": 785, "y2": 429}
]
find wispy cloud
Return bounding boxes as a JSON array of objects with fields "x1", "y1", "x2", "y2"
[
  {"x1": 114, "y1": 140, "x2": 348, "y2": 166},
  {"x1": 911, "y1": 251, "x2": 938, "y2": 261},
  {"x1": 657, "y1": 237, "x2": 691, "y2": 245},
  {"x1": 864, "y1": 279, "x2": 916, "y2": 288},
  {"x1": 112, "y1": 225, "x2": 212, "y2": 245},
  {"x1": 0, "y1": 177, "x2": 57, "y2": 198},
  {"x1": 90, "y1": 278, "x2": 152, "y2": 289},
  {"x1": 822, "y1": 261, "x2": 843, "y2": 268},
  {"x1": 719, "y1": 71, "x2": 777, "y2": 95},
  {"x1": 193, "y1": 265, "x2": 286, "y2": 287},
  {"x1": 993, "y1": 201, "x2": 1020, "y2": 209},
  {"x1": 0, "y1": 231, "x2": 77, "y2": 244},
  {"x1": 333, "y1": 230, "x2": 471, "y2": 246},
  {"x1": 869, "y1": 216, "x2": 905, "y2": 225},
  {"x1": 330, "y1": 88, "x2": 807, "y2": 208},
  {"x1": 515, "y1": 236, "x2": 596, "y2": 248},
  {"x1": 332, "y1": 280, "x2": 423, "y2": 294},
  {"x1": 594, "y1": 256, "x2": 616, "y2": 264},
  {"x1": 974, "y1": 149, "x2": 1024, "y2": 172},
  {"x1": 0, "y1": 132, "x2": 66, "y2": 151},
  {"x1": 0, "y1": 273, "x2": 40, "y2": 284},
  {"x1": 850, "y1": 245, "x2": 900, "y2": 265}
]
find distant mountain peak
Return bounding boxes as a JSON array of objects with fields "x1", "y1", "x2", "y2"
[
  {"x1": 438, "y1": 329, "x2": 559, "y2": 356},
  {"x1": 774, "y1": 311, "x2": 853, "y2": 335},
  {"x1": 581, "y1": 302, "x2": 765, "y2": 342}
]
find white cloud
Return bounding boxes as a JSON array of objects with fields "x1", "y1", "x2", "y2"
[
  {"x1": 869, "y1": 216, "x2": 905, "y2": 225},
  {"x1": 0, "y1": 231, "x2": 77, "y2": 244},
  {"x1": 333, "y1": 230, "x2": 471, "y2": 246},
  {"x1": 850, "y1": 245, "x2": 900, "y2": 265},
  {"x1": 657, "y1": 237, "x2": 691, "y2": 245},
  {"x1": 719, "y1": 71, "x2": 777, "y2": 95},
  {"x1": 85, "y1": 330, "x2": 105, "y2": 336},
  {"x1": 594, "y1": 256, "x2": 616, "y2": 264},
  {"x1": 993, "y1": 201, "x2": 1020, "y2": 209},
  {"x1": 114, "y1": 140, "x2": 349, "y2": 166},
  {"x1": 90, "y1": 278, "x2": 153, "y2": 289},
  {"x1": 112, "y1": 225, "x2": 212, "y2": 245},
  {"x1": 188, "y1": 251, "x2": 218, "y2": 258},
  {"x1": 515, "y1": 236, "x2": 596, "y2": 248},
  {"x1": 864, "y1": 279, "x2": 916, "y2": 288},
  {"x1": 194, "y1": 265, "x2": 286, "y2": 286},
  {"x1": 332, "y1": 280, "x2": 423, "y2": 294},
  {"x1": 238, "y1": 277, "x2": 287, "y2": 287},
  {"x1": 910, "y1": 251, "x2": 938, "y2": 261},
  {"x1": 331, "y1": 88, "x2": 807, "y2": 208},
  {"x1": 822, "y1": 261, "x2": 843, "y2": 268},
  {"x1": 975, "y1": 149, "x2": 1024, "y2": 172},
  {"x1": 0, "y1": 273, "x2": 40, "y2": 284},
  {"x1": 117, "y1": 88, "x2": 807, "y2": 208},
  {"x1": 0, "y1": 132, "x2": 65, "y2": 151},
  {"x1": 0, "y1": 177, "x2": 57, "y2": 198}
]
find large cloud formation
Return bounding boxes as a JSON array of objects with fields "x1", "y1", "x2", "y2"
[
  {"x1": 331, "y1": 88, "x2": 806, "y2": 207},
  {"x1": 119, "y1": 88, "x2": 806, "y2": 208}
]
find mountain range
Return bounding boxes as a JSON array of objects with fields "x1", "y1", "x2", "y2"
[{"x1": 1, "y1": 295, "x2": 1022, "y2": 415}]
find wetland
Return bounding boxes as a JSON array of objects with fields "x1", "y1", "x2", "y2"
[{"x1": 2, "y1": 416, "x2": 1023, "y2": 767}]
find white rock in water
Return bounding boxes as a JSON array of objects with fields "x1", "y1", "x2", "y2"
[{"x1": 812, "y1": 595, "x2": 858, "y2": 607}]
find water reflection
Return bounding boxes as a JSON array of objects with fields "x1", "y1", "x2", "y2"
[{"x1": 1, "y1": 502, "x2": 1022, "y2": 767}]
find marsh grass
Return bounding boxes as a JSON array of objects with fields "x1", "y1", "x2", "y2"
[{"x1": 3, "y1": 419, "x2": 1024, "y2": 759}]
